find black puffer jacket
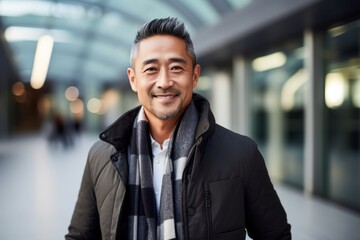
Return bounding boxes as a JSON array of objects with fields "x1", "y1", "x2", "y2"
[{"x1": 66, "y1": 94, "x2": 291, "y2": 240}]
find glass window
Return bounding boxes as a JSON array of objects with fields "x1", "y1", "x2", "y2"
[
  {"x1": 249, "y1": 41, "x2": 305, "y2": 188},
  {"x1": 323, "y1": 20, "x2": 360, "y2": 210}
]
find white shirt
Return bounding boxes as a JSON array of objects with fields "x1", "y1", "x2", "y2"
[{"x1": 150, "y1": 136, "x2": 170, "y2": 212}]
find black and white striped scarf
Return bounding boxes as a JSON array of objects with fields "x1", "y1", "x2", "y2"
[{"x1": 127, "y1": 101, "x2": 199, "y2": 240}]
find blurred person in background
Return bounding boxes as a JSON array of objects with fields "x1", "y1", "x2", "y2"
[
  {"x1": 48, "y1": 111, "x2": 73, "y2": 149},
  {"x1": 65, "y1": 17, "x2": 291, "y2": 240}
]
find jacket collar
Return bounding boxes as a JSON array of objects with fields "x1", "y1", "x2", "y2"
[
  {"x1": 99, "y1": 93, "x2": 215, "y2": 151},
  {"x1": 99, "y1": 106, "x2": 140, "y2": 151},
  {"x1": 192, "y1": 93, "x2": 215, "y2": 141}
]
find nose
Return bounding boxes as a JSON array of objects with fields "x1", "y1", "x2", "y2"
[{"x1": 156, "y1": 68, "x2": 173, "y2": 88}]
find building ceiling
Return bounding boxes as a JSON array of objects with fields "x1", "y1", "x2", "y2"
[{"x1": 0, "y1": 0, "x2": 252, "y2": 88}]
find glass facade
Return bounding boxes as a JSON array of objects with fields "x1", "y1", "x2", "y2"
[
  {"x1": 246, "y1": 19, "x2": 360, "y2": 210},
  {"x1": 322, "y1": 20, "x2": 360, "y2": 210},
  {"x1": 249, "y1": 41, "x2": 305, "y2": 188}
]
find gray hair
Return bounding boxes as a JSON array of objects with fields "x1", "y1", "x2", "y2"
[{"x1": 129, "y1": 17, "x2": 196, "y2": 67}]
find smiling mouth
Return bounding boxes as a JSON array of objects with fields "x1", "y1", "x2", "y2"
[
  {"x1": 154, "y1": 93, "x2": 179, "y2": 99},
  {"x1": 152, "y1": 89, "x2": 180, "y2": 100}
]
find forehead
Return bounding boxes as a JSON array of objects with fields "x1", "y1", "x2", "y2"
[{"x1": 135, "y1": 35, "x2": 189, "y2": 60}]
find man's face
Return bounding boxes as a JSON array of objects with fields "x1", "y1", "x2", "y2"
[{"x1": 127, "y1": 35, "x2": 200, "y2": 122}]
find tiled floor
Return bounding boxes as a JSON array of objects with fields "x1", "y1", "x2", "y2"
[{"x1": 0, "y1": 133, "x2": 359, "y2": 240}]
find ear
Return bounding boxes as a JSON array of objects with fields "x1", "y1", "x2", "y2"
[
  {"x1": 192, "y1": 64, "x2": 201, "y2": 89},
  {"x1": 127, "y1": 68, "x2": 137, "y2": 92}
]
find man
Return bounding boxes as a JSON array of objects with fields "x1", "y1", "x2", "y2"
[{"x1": 66, "y1": 17, "x2": 291, "y2": 240}]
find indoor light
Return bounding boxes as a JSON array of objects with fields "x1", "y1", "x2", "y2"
[
  {"x1": 30, "y1": 35, "x2": 54, "y2": 89},
  {"x1": 252, "y1": 52, "x2": 287, "y2": 72},
  {"x1": 325, "y1": 72, "x2": 348, "y2": 108}
]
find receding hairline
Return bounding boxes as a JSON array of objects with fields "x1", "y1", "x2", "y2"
[{"x1": 130, "y1": 34, "x2": 195, "y2": 67}]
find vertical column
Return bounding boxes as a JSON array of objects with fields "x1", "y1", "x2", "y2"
[
  {"x1": 0, "y1": 76, "x2": 10, "y2": 139},
  {"x1": 210, "y1": 71, "x2": 231, "y2": 129},
  {"x1": 304, "y1": 29, "x2": 324, "y2": 195},
  {"x1": 266, "y1": 75, "x2": 285, "y2": 179},
  {"x1": 0, "y1": 30, "x2": 19, "y2": 139},
  {"x1": 233, "y1": 56, "x2": 250, "y2": 135}
]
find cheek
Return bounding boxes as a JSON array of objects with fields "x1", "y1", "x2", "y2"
[
  {"x1": 142, "y1": 72, "x2": 159, "y2": 83},
  {"x1": 136, "y1": 78, "x2": 154, "y2": 96},
  {"x1": 182, "y1": 83, "x2": 195, "y2": 99}
]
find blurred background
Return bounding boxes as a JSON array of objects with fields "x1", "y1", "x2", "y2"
[{"x1": 0, "y1": 0, "x2": 359, "y2": 239}]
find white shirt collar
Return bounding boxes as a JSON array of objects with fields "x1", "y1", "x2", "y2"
[{"x1": 150, "y1": 135, "x2": 170, "y2": 153}]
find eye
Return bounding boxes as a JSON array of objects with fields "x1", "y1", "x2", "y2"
[
  {"x1": 170, "y1": 65, "x2": 183, "y2": 72},
  {"x1": 144, "y1": 67, "x2": 157, "y2": 73}
]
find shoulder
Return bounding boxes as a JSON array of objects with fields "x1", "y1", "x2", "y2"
[
  {"x1": 89, "y1": 140, "x2": 116, "y2": 158},
  {"x1": 212, "y1": 124, "x2": 257, "y2": 151},
  {"x1": 87, "y1": 140, "x2": 117, "y2": 173},
  {"x1": 199, "y1": 124, "x2": 262, "y2": 181},
  {"x1": 203, "y1": 124, "x2": 262, "y2": 170}
]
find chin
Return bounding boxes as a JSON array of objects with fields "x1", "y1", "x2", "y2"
[
  {"x1": 155, "y1": 111, "x2": 179, "y2": 120},
  {"x1": 155, "y1": 106, "x2": 183, "y2": 120}
]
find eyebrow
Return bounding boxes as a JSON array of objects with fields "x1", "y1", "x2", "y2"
[
  {"x1": 142, "y1": 57, "x2": 187, "y2": 66},
  {"x1": 169, "y1": 57, "x2": 186, "y2": 64}
]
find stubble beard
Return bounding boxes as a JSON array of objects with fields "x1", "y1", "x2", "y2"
[
  {"x1": 151, "y1": 101, "x2": 183, "y2": 120},
  {"x1": 149, "y1": 88, "x2": 183, "y2": 120}
]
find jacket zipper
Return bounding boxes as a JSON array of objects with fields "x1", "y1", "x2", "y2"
[{"x1": 205, "y1": 191, "x2": 212, "y2": 240}]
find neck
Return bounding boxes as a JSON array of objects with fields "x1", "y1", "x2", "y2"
[{"x1": 148, "y1": 117, "x2": 178, "y2": 146}]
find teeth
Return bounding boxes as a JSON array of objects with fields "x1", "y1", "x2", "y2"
[{"x1": 157, "y1": 95, "x2": 174, "y2": 98}]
